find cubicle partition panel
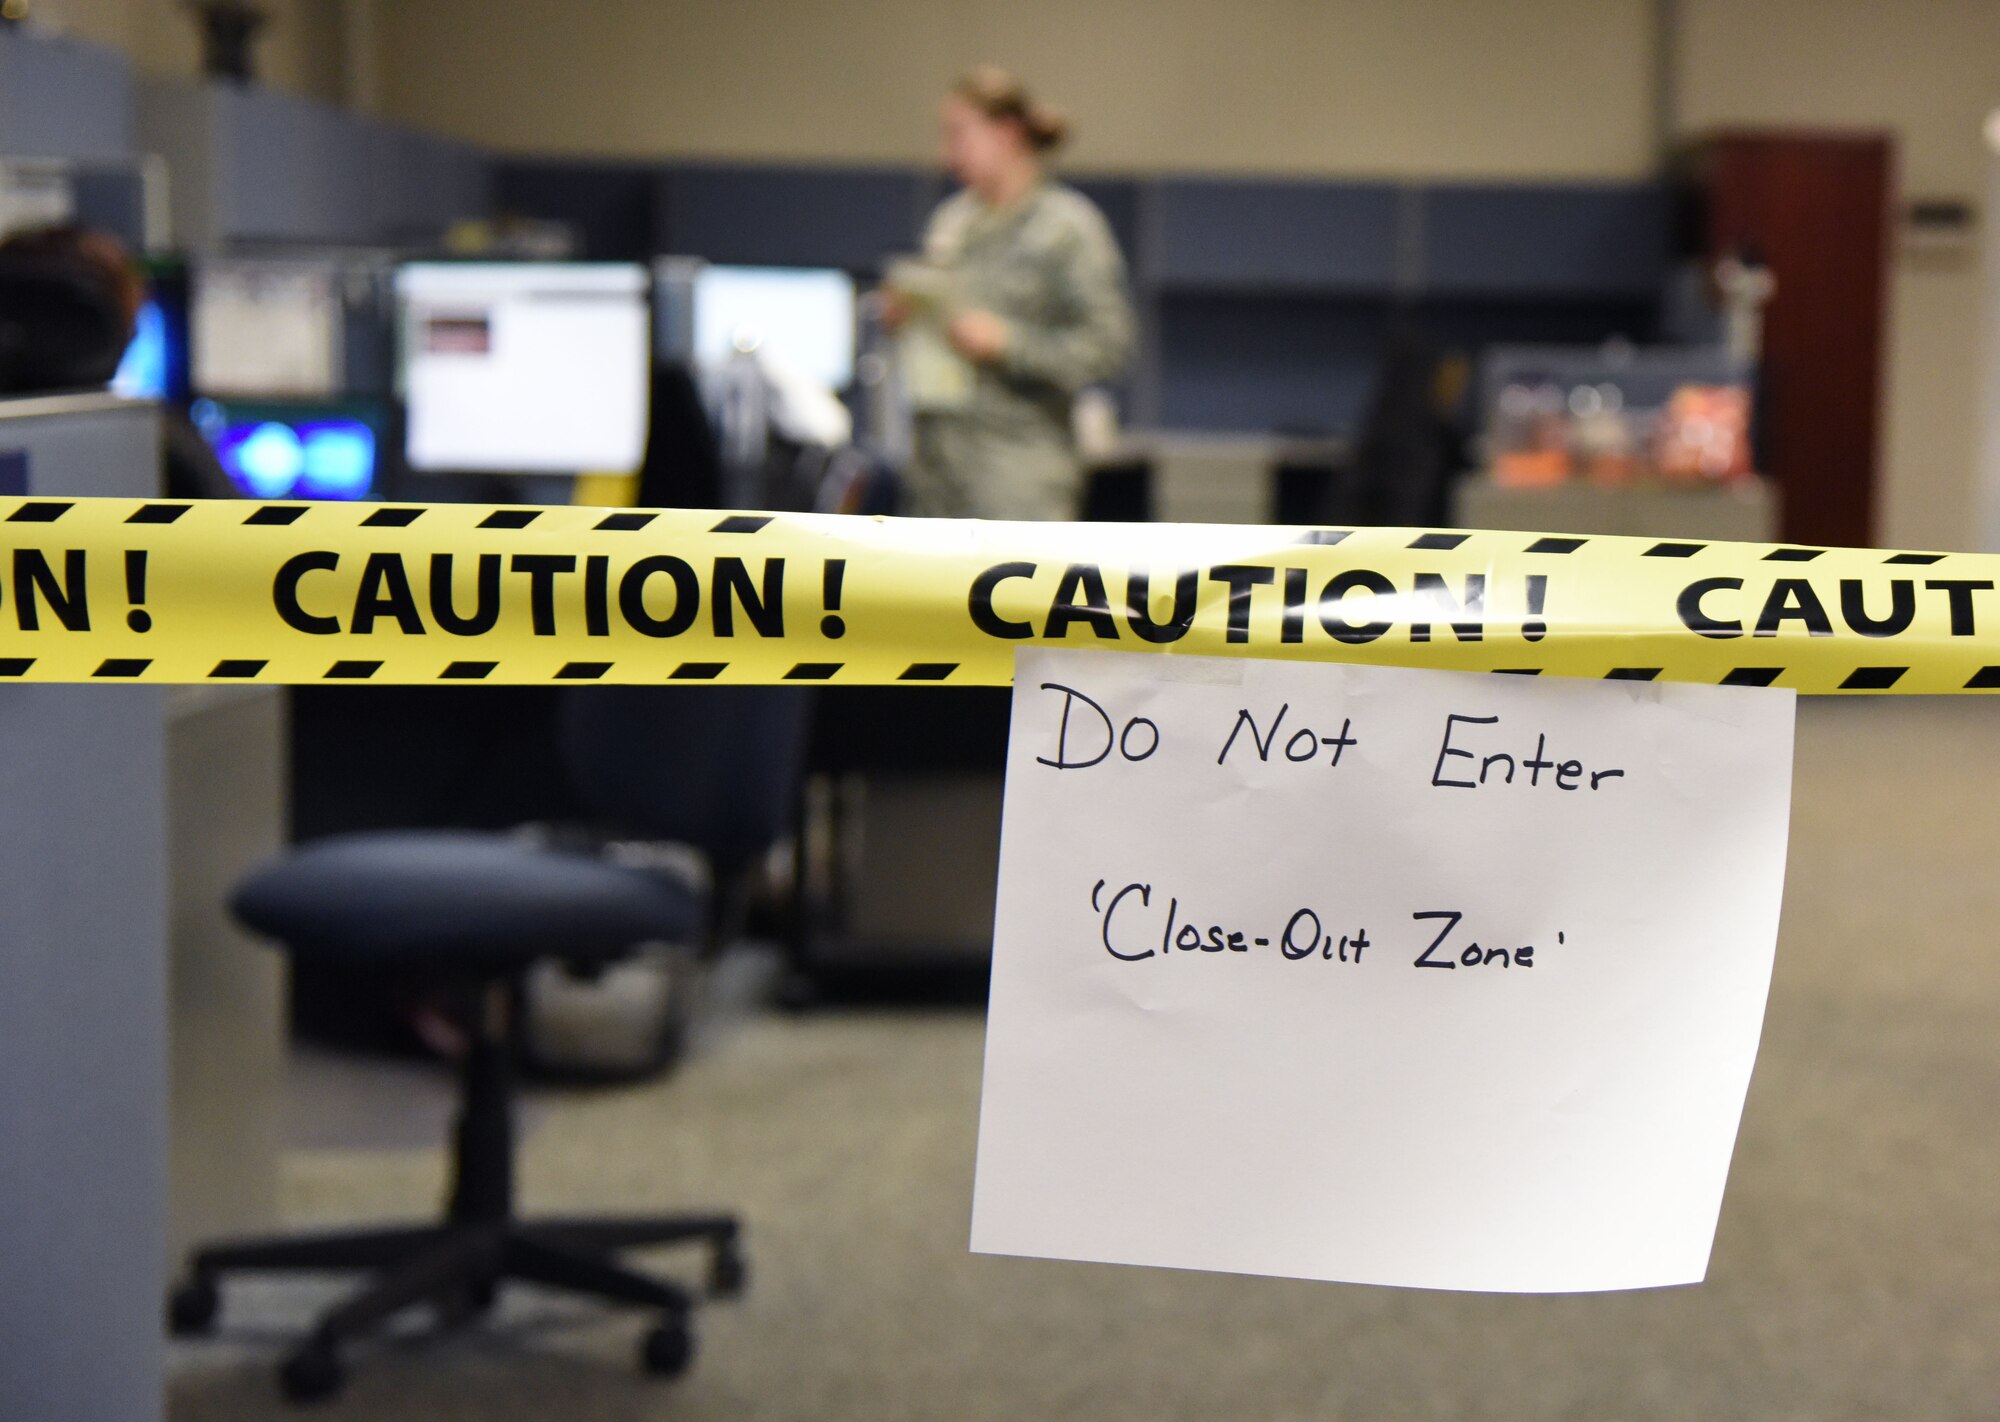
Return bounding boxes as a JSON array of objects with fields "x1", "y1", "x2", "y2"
[
  {"x1": 1147, "y1": 177, "x2": 1404, "y2": 290},
  {"x1": 1146, "y1": 178, "x2": 1667, "y2": 439},
  {"x1": 1154, "y1": 292, "x2": 1393, "y2": 434},
  {"x1": 0, "y1": 31, "x2": 152, "y2": 251},
  {"x1": 0, "y1": 394, "x2": 170, "y2": 1422},
  {"x1": 1417, "y1": 183, "x2": 1670, "y2": 299},
  {"x1": 216, "y1": 87, "x2": 380, "y2": 246},
  {"x1": 493, "y1": 159, "x2": 662, "y2": 261},
  {"x1": 69, "y1": 164, "x2": 153, "y2": 250},
  {"x1": 136, "y1": 76, "x2": 494, "y2": 251},
  {"x1": 0, "y1": 156, "x2": 154, "y2": 253},
  {"x1": 1068, "y1": 176, "x2": 1143, "y2": 276},
  {"x1": 370, "y1": 125, "x2": 494, "y2": 245},
  {"x1": 0, "y1": 29, "x2": 135, "y2": 163},
  {"x1": 658, "y1": 164, "x2": 935, "y2": 277}
]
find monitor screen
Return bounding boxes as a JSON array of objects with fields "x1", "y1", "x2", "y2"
[
  {"x1": 396, "y1": 262, "x2": 650, "y2": 474},
  {"x1": 191, "y1": 259, "x2": 344, "y2": 399},
  {"x1": 191, "y1": 398, "x2": 380, "y2": 501},
  {"x1": 692, "y1": 264, "x2": 856, "y2": 391},
  {"x1": 112, "y1": 296, "x2": 174, "y2": 401},
  {"x1": 113, "y1": 261, "x2": 192, "y2": 405}
]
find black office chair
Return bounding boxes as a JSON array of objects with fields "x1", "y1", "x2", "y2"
[
  {"x1": 169, "y1": 685, "x2": 812, "y2": 1403},
  {"x1": 634, "y1": 359, "x2": 727, "y2": 509},
  {"x1": 1303, "y1": 324, "x2": 1460, "y2": 530}
]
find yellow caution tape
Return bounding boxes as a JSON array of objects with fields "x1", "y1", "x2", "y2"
[{"x1": 0, "y1": 495, "x2": 1994, "y2": 692}]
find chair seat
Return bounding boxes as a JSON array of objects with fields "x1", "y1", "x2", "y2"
[{"x1": 232, "y1": 831, "x2": 702, "y2": 969}]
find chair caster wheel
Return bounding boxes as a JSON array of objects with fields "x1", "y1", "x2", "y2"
[
  {"x1": 640, "y1": 1315, "x2": 695, "y2": 1378},
  {"x1": 167, "y1": 1275, "x2": 219, "y2": 1336},
  {"x1": 280, "y1": 1343, "x2": 345, "y2": 1404},
  {"x1": 709, "y1": 1244, "x2": 747, "y2": 1299}
]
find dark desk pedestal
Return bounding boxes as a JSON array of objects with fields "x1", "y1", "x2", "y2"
[{"x1": 792, "y1": 687, "x2": 1010, "y2": 999}]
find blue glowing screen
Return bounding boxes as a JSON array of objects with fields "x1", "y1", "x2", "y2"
[
  {"x1": 195, "y1": 400, "x2": 378, "y2": 501},
  {"x1": 112, "y1": 299, "x2": 172, "y2": 401}
]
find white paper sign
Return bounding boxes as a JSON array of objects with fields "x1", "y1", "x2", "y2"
[{"x1": 971, "y1": 649, "x2": 1796, "y2": 1294}]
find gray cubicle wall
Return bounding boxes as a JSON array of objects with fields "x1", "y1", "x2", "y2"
[
  {"x1": 137, "y1": 76, "x2": 492, "y2": 250},
  {"x1": 212, "y1": 84, "x2": 379, "y2": 245},
  {"x1": 0, "y1": 30, "x2": 150, "y2": 248},
  {"x1": 659, "y1": 163, "x2": 936, "y2": 274},
  {"x1": 492, "y1": 159, "x2": 660, "y2": 260},
  {"x1": 372, "y1": 124, "x2": 493, "y2": 243},
  {"x1": 1148, "y1": 178, "x2": 1403, "y2": 291},
  {"x1": 0, "y1": 393, "x2": 169, "y2": 1422},
  {"x1": 1144, "y1": 178, "x2": 1403, "y2": 431},
  {"x1": 1143, "y1": 177, "x2": 1666, "y2": 431},
  {"x1": 1418, "y1": 182, "x2": 1668, "y2": 297},
  {"x1": 0, "y1": 29, "x2": 134, "y2": 162}
]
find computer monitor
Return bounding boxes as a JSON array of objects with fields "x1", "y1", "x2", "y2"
[
  {"x1": 111, "y1": 259, "x2": 191, "y2": 404},
  {"x1": 695, "y1": 264, "x2": 857, "y2": 391},
  {"x1": 675, "y1": 262, "x2": 857, "y2": 391},
  {"x1": 191, "y1": 258, "x2": 344, "y2": 399},
  {"x1": 190, "y1": 398, "x2": 381, "y2": 501},
  {"x1": 396, "y1": 262, "x2": 650, "y2": 474},
  {"x1": 112, "y1": 296, "x2": 176, "y2": 401}
]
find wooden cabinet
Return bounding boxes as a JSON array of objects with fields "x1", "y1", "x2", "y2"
[{"x1": 1689, "y1": 131, "x2": 1893, "y2": 548}]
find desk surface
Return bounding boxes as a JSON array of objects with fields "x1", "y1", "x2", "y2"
[
  {"x1": 1086, "y1": 428, "x2": 1353, "y2": 526},
  {"x1": 1451, "y1": 474, "x2": 1780, "y2": 543},
  {"x1": 1091, "y1": 427, "x2": 1351, "y2": 471}
]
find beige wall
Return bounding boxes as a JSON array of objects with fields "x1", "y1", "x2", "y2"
[
  {"x1": 35, "y1": 0, "x2": 347, "y2": 102},
  {"x1": 1676, "y1": 0, "x2": 2000, "y2": 553},
  {"x1": 370, "y1": 0, "x2": 1660, "y2": 180}
]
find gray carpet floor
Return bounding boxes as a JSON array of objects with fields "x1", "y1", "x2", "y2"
[{"x1": 170, "y1": 701, "x2": 2000, "y2": 1419}]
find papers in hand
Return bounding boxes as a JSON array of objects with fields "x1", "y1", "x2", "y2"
[{"x1": 886, "y1": 256, "x2": 974, "y2": 411}]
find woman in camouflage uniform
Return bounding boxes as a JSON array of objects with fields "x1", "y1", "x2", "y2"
[{"x1": 889, "y1": 67, "x2": 1133, "y2": 521}]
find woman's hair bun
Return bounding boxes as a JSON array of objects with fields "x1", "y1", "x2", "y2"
[
  {"x1": 954, "y1": 65, "x2": 1072, "y2": 152},
  {"x1": 1022, "y1": 102, "x2": 1069, "y2": 152}
]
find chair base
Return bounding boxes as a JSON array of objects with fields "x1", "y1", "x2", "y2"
[
  {"x1": 171, "y1": 1212, "x2": 741, "y2": 1402},
  {"x1": 170, "y1": 983, "x2": 740, "y2": 1403}
]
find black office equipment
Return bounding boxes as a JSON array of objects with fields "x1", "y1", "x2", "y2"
[
  {"x1": 787, "y1": 685, "x2": 1011, "y2": 1005},
  {"x1": 1081, "y1": 458, "x2": 1152, "y2": 523},
  {"x1": 170, "y1": 685, "x2": 811, "y2": 1403}
]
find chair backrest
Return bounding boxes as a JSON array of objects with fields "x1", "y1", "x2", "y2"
[
  {"x1": 556, "y1": 685, "x2": 812, "y2": 875},
  {"x1": 632, "y1": 360, "x2": 726, "y2": 510},
  {"x1": 1347, "y1": 325, "x2": 1454, "y2": 528}
]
